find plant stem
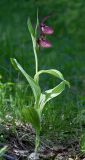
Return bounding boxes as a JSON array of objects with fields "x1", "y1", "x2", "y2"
[
  {"x1": 32, "y1": 36, "x2": 38, "y2": 75},
  {"x1": 33, "y1": 40, "x2": 39, "y2": 83},
  {"x1": 34, "y1": 47, "x2": 38, "y2": 74},
  {"x1": 35, "y1": 130, "x2": 40, "y2": 153}
]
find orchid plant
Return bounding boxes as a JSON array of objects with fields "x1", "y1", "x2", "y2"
[{"x1": 11, "y1": 13, "x2": 70, "y2": 153}]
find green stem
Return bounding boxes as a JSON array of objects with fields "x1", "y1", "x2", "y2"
[
  {"x1": 35, "y1": 130, "x2": 40, "y2": 153},
  {"x1": 32, "y1": 36, "x2": 38, "y2": 76},
  {"x1": 34, "y1": 47, "x2": 38, "y2": 74},
  {"x1": 33, "y1": 40, "x2": 39, "y2": 83}
]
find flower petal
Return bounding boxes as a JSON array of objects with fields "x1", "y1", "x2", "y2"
[
  {"x1": 41, "y1": 24, "x2": 54, "y2": 35},
  {"x1": 37, "y1": 38, "x2": 52, "y2": 48}
]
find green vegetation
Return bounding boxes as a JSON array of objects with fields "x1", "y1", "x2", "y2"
[{"x1": 0, "y1": 0, "x2": 85, "y2": 158}]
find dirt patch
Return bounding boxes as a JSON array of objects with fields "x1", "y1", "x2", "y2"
[{"x1": 0, "y1": 124, "x2": 85, "y2": 160}]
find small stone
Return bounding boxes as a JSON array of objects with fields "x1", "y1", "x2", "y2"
[{"x1": 28, "y1": 152, "x2": 40, "y2": 160}]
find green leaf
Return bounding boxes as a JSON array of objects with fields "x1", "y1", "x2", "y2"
[
  {"x1": 45, "y1": 81, "x2": 65, "y2": 102},
  {"x1": 11, "y1": 58, "x2": 41, "y2": 104},
  {"x1": 11, "y1": 58, "x2": 19, "y2": 70},
  {"x1": 27, "y1": 18, "x2": 37, "y2": 53},
  {"x1": 80, "y1": 134, "x2": 85, "y2": 152},
  {"x1": 64, "y1": 80, "x2": 70, "y2": 88},
  {"x1": 0, "y1": 146, "x2": 7, "y2": 157},
  {"x1": 27, "y1": 18, "x2": 35, "y2": 38},
  {"x1": 35, "y1": 69, "x2": 70, "y2": 111},
  {"x1": 21, "y1": 107, "x2": 40, "y2": 131},
  {"x1": 27, "y1": 18, "x2": 36, "y2": 47},
  {"x1": 34, "y1": 69, "x2": 64, "y2": 82},
  {"x1": 35, "y1": 9, "x2": 39, "y2": 37},
  {"x1": 39, "y1": 81, "x2": 66, "y2": 111}
]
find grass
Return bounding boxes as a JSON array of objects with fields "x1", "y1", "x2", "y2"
[{"x1": 0, "y1": 0, "x2": 85, "y2": 144}]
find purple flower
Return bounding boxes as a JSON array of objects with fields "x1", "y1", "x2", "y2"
[
  {"x1": 40, "y1": 23, "x2": 54, "y2": 35},
  {"x1": 37, "y1": 15, "x2": 53, "y2": 48},
  {"x1": 40, "y1": 15, "x2": 54, "y2": 35},
  {"x1": 37, "y1": 38, "x2": 52, "y2": 48}
]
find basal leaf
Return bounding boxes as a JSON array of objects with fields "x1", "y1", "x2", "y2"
[
  {"x1": 11, "y1": 58, "x2": 41, "y2": 105},
  {"x1": 21, "y1": 107, "x2": 41, "y2": 131}
]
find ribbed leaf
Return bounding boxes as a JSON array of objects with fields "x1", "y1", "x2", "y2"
[
  {"x1": 45, "y1": 81, "x2": 65, "y2": 102},
  {"x1": 11, "y1": 58, "x2": 41, "y2": 104},
  {"x1": 39, "y1": 81, "x2": 66, "y2": 111},
  {"x1": 21, "y1": 107, "x2": 40, "y2": 131},
  {"x1": 34, "y1": 69, "x2": 64, "y2": 82},
  {"x1": 36, "y1": 69, "x2": 70, "y2": 111}
]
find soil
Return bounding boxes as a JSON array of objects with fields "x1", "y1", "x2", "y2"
[{"x1": 0, "y1": 124, "x2": 85, "y2": 160}]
